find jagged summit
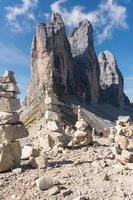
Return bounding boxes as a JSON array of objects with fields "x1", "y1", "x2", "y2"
[
  {"x1": 52, "y1": 12, "x2": 64, "y2": 24},
  {"x1": 98, "y1": 50, "x2": 125, "y2": 107}
]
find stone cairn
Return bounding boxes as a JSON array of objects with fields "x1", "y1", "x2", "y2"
[
  {"x1": 38, "y1": 89, "x2": 68, "y2": 151},
  {"x1": 68, "y1": 105, "x2": 93, "y2": 147},
  {"x1": 0, "y1": 70, "x2": 29, "y2": 172},
  {"x1": 111, "y1": 116, "x2": 133, "y2": 165}
]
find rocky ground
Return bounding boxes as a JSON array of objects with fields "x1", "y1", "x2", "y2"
[{"x1": 0, "y1": 136, "x2": 133, "y2": 200}]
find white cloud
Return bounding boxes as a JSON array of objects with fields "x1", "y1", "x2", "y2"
[
  {"x1": 48, "y1": 0, "x2": 128, "y2": 43},
  {"x1": 5, "y1": 0, "x2": 38, "y2": 32}
]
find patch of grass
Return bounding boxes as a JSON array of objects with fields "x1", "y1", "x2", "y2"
[{"x1": 23, "y1": 103, "x2": 44, "y2": 127}]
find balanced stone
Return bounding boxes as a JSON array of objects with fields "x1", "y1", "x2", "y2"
[
  {"x1": 38, "y1": 130, "x2": 68, "y2": 151},
  {"x1": 0, "y1": 112, "x2": 19, "y2": 125},
  {"x1": 75, "y1": 119, "x2": 88, "y2": 131},
  {"x1": 0, "y1": 97, "x2": 20, "y2": 112},
  {"x1": 0, "y1": 82, "x2": 20, "y2": 94},
  {"x1": 45, "y1": 110, "x2": 60, "y2": 122},
  {"x1": 0, "y1": 124, "x2": 28, "y2": 142},
  {"x1": 0, "y1": 141, "x2": 21, "y2": 172},
  {"x1": 47, "y1": 121, "x2": 63, "y2": 132}
]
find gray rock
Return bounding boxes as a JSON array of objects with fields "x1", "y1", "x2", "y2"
[
  {"x1": 0, "y1": 112, "x2": 19, "y2": 125},
  {"x1": 0, "y1": 97, "x2": 20, "y2": 112},
  {"x1": 36, "y1": 175, "x2": 54, "y2": 190},
  {"x1": 98, "y1": 50, "x2": 128, "y2": 107},
  {"x1": 21, "y1": 145, "x2": 33, "y2": 160},
  {"x1": 0, "y1": 124, "x2": 29, "y2": 142},
  {"x1": 68, "y1": 20, "x2": 100, "y2": 104},
  {"x1": 0, "y1": 141, "x2": 21, "y2": 172}
]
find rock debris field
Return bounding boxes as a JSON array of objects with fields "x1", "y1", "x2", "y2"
[{"x1": 0, "y1": 137, "x2": 133, "y2": 200}]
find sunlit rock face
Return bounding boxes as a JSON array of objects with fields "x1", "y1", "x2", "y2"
[
  {"x1": 27, "y1": 13, "x2": 74, "y2": 107},
  {"x1": 98, "y1": 50, "x2": 127, "y2": 107}
]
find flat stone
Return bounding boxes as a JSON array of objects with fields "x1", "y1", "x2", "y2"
[
  {"x1": 0, "y1": 112, "x2": 19, "y2": 125},
  {"x1": 118, "y1": 116, "x2": 131, "y2": 123},
  {"x1": 49, "y1": 186, "x2": 60, "y2": 195},
  {"x1": 75, "y1": 119, "x2": 88, "y2": 131},
  {"x1": 29, "y1": 155, "x2": 48, "y2": 169},
  {"x1": 0, "y1": 97, "x2": 20, "y2": 112},
  {"x1": 47, "y1": 121, "x2": 63, "y2": 132},
  {"x1": 0, "y1": 124, "x2": 29, "y2": 142},
  {"x1": 21, "y1": 145, "x2": 33, "y2": 160},
  {"x1": 115, "y1": 154, "x2": 128, "y2": 165},
  {"x1": 0, "y1": 83, "x2": 20, "y2": 94},
  {"x1": 121, "y1": 149, "x2": 133, "y2": 162},
  {"x1": 44, "y1": 111, "x2": 60, "y2": 121},
  {"x1": 0, "y1": 75, "x2": 16, "y2": 84},
  {"x1": 12, "y1": 168, "x2": 22, "y2": 174},
  {"x1": 126, "y1": 163, "x2": 133, "y2": 170},
  {"x1": 0, "y1": 91, "x2": 17, "y2": 98},
  {"x1": 38, "y1": 130, "x2": 68, "y2": 151},
  {"x1": 0, "y1": 141, "x2": 21, "y2": 172}
]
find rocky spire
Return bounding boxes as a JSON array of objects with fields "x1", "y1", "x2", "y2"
[
  {"x1": 98, "y1": 50, "x2": 125, "y2": 107},
  {"x1": 27, "y1": 13, "x2": 74, "y2": 107},
  {"x1": 68, "y1": 19, "x2": 100, "y2": 104}
]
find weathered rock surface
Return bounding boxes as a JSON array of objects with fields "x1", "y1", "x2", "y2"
[
  {"x1": 68, "y1": 20, "x2": 100, "y2": 104},
  {"x1": 98, "y1": 50, "x2": 130, "y2": 107},
  {"x1": 0, "y1": 112, "x2": 19, "y2": 125},
  {"x1": 111, "y1": 115, "x2": 133, "y2": 165},
  {"x1": 0, "y1": 141, "x2": 21, "y2": 172},
  {"x1": 0, "y1": 124, "x2": 28, "y2": 142},
  {"x1": 38, "y1": 130, "x2": 68, "y2": 151},
  {"x1": 36, "y1": 175, "x2": 54, "y2": 190},
  {"x1": 27, "y1": 13, "x2": 74, "y2": 107},
  {"x1": 0, "y1": 70, "x2": 20, "y2": 111}
]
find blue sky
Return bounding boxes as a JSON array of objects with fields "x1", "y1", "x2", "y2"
[{"x1": 0, "y1": 0, "x2": 132, "y2": 101}]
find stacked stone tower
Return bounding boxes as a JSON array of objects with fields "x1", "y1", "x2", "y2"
[
  {"x1": 0, "y1": 71, "x2": 29, "y2": 172},
  {"x1": 38, "y1": 89, "x2": 68, "y2": 151},
  {"x1": 111, "y1": 116, "x2": 133, "y2": 166}
]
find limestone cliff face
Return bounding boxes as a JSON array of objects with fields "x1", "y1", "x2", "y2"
[
  {"x1": 98, "y1": 50, "x2": 125, "y2": 107},
  {"x1": 26, "y1": 13, "x2": 130, "y2": 111},
  {"x1": 68, "y1": 20, "x2": 100, "y2": 104},
  {"x1": 27, "y1": 13, "x2": 74, "y2": 106}
]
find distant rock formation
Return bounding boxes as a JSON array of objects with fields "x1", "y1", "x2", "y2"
[
  {"x1": 68, "y1": 20, "x2": 100, "y2": 104},
  {"x1": 25, "y1": 13, "x2": 130, "y2": 115},
  {"x1": 98, "y1": 50, "x2": 127, "y2": 108}
]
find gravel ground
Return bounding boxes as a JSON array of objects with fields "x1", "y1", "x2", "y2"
[{"x1": 0, "y1": 137, "x2": 133, "y2": 200}]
